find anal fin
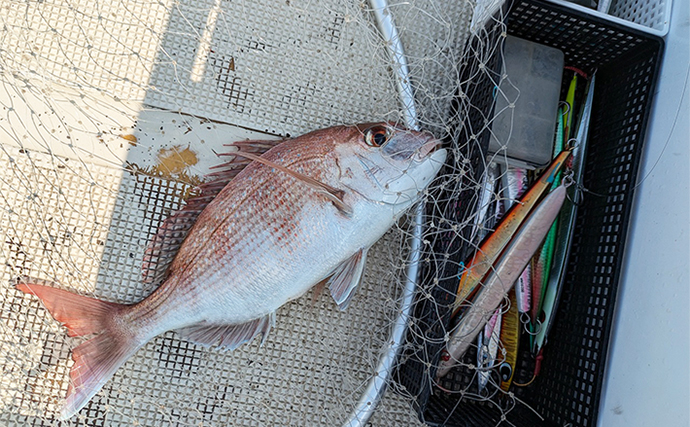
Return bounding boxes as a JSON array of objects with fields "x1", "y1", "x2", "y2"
[
  {"x1": 176, "y1": 313, "x2": 276, "y2": 351},
  {"x1": 328, "y1": 248, "x2": 368, "y2": 311}
]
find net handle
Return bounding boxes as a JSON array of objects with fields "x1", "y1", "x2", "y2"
[
  {"x1": 342, "y1": 1, "x2": 421, "y2": 425},
  {"x1": 369, "y1": 0, "x2": 419, "y2": 131}
]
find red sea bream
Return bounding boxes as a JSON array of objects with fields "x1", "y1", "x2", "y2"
[{"x1": 16, "y1": 123, "x2": 447, "y2": 419}]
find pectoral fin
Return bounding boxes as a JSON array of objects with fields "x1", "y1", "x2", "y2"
[
  {"x1": 176, "y1": 312, "x2": 276, "y2": 351},
  {"x1": 328, "y1": 248, "x2": 368, "y2": 310}
]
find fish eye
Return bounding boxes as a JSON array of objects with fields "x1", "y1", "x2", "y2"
[{"x1": 364, "y1": 125, "x2": 391, "y2": 147}]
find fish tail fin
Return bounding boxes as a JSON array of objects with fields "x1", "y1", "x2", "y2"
[
  {"x1": 61, "y1": 329, "x2": 140, "y2": 420},
  {"x1": 15, "y1": 280, "x2": 141, "y2": 420},
  {"x1": 15, "y1": 281, "x2": 124, "y2": 337}
]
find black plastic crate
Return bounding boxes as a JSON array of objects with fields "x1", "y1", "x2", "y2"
[{"x1": 395, "y1": 1, "x2": 664, "y2": 426}]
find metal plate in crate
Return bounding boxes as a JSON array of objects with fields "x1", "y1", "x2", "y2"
[{"x1": 398, "y1": 0, "x2": 665, "y2": 426}]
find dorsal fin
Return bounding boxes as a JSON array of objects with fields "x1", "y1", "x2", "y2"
[{"x1": 141, "y1": 138, "x2": 284, "y2": 287}]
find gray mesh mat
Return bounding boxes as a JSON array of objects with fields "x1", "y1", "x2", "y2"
[{"x1": 0, "y1": 0, "x2": 474, "y2": 425}]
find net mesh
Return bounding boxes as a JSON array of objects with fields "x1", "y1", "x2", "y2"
[
  {"x1": 0, "y1": 0, "x2": 481, "y2": 425},
  {"x1": 0, "y1": 0, "x2": 652, "y2": 425}
]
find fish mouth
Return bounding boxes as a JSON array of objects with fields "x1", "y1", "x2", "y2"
[{"x1": 416, "y1": 138, "x2": 443, "y2": 160}]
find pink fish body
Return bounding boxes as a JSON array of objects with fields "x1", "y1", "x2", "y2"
[{"x1": 16, "y1": 123, "x2": 447, "y2": 419}]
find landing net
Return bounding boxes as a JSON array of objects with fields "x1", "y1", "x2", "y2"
[{"x1": 0, "y1": 0, "x2": 523, "y2": 425}]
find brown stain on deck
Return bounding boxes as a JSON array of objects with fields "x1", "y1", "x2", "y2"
[
  {"x1": 126, "y1": 145, "x2": 203, "y2": 195},
  {"x1": 156, "y1": 145, "x2": 199, "y2": 175}
]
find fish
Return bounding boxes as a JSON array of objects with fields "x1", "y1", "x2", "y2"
[
  {"x1": 437, "y1": 184, "x2": 567, "y2": 378},
  {"x1": 15, "y1": 123, "x2": 447, "y2": 420}
]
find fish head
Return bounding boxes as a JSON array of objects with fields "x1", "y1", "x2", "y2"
[{"x1": 335, "y1": 123, "x2": 447, "y2": 215}]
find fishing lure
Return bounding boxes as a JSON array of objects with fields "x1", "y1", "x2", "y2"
[
  {"x1": 563, "y1": 72, "x2": 578, "y2": 139},
  {"x1": 452, "y1": 150, "x2": 572, "y2": 318},
  {"x1": 473, "y1": 163, "x2": 501, "y2": 244},
  {"x1": 530, "y1": 106, "x2": 566, "y2": 345},
  {"x1": 534, "y1": 76, "x2": 596, "y2": 355},
  {"x1": 438, "y1": 184, "x2": 568, "y2": 378},
  {"x1": 501, "y1": 167, "x2": 532, "y2": 317},
  {"x1": 498, "y1": 288, "x2": 520, "y2": 391},
  {"x1": 477, "y1": 309, "x2": 502, "y2": 392}
]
